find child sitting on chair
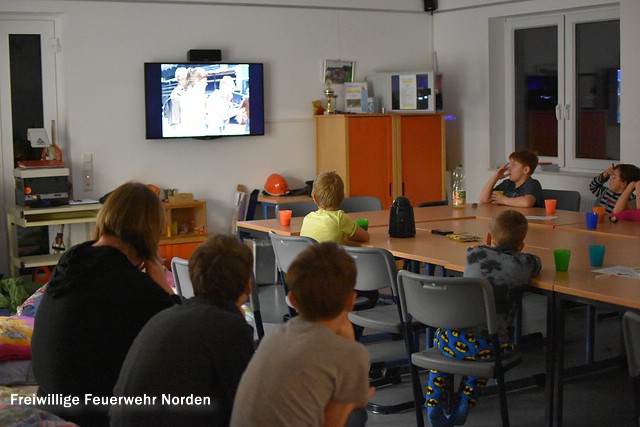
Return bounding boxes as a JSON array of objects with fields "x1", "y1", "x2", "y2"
[
  {"x1": 230, "y1": 243, "x2": 375, "y2": 427},
  {"x1": 300, "y1": 170, "x2": 370, "y2": 244},
  {"x1": 426, "y1": 210, "x2": 541, "y2": 427},
  {"x1": 479, "y1": 149, "x2": 544, "y2": 208},
  {"x1": 590, "y1": 163, "x2": 640, "y2": 216},
  {"x1": 611, "y1": 180, "x2": 640, "y2": 222}
]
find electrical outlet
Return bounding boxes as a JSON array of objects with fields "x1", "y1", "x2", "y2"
[
  {"x1": 82, "y1": 153, "x2": 93, "y2": 191},
  {"x1": 83, "y1": 172, "x2": 93, "y2": 191}
]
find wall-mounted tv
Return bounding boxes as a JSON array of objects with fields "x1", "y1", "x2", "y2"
[{"x1": 144, "y1": 62, "x2": 264, "y2": 139}]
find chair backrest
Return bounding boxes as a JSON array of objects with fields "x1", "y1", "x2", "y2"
[
  {"x1": 541, "y1": 189, "x2": 581, "y2": 212},
  {"x1": 245, "y1": 189, "x2": 260, "y2": 221},
  {"x1": 275, "y1": 200, "x2": 318, "y2": 218},
  {"x1": 397, "y1": 270, "x2": 498, "y2": 333},
  {"x1": 417, "y1": 199, "x2": 449, "y2": 208},
  {"x1": 344, "y1": 246, "x2": 398, "y2": 294},
  {"x1": 171, "y1": 257, "x2": 194, "y2": 299},
  {"x1": 340, "y1": 196, "x2": 383, "y2": 213},
  {"x1": 268, "y1": 231, "x2": 317, "y2": 274},
  {"x1": 623, "y1": 311, "x2": 640, "y2": 377},
  {"x1": 170, "y1": 256, "x2": 264, "y2": 338}
]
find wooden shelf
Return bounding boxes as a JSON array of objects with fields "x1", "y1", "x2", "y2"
[{"x1": 159, "y1": 200, "x2": 208, "y2": 268}]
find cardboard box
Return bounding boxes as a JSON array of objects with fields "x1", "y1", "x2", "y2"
[{"x1": 168, "y1": 193, "x2": 194, "y2": 204}]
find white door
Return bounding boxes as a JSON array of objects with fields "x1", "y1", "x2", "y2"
[{"x1": 0, "y1": 17, "x2": 59, "y2": 276}]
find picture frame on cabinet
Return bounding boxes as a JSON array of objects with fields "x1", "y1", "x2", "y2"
[{"x1": 323, "y1": 59, "x2": 355, "y2": 84}]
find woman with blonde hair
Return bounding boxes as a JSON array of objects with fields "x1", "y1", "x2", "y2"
[{"x1": 31, "y1": 182, "x2": 178, "y2": 427}]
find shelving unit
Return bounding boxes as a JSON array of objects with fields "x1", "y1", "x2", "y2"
[
  {"x1": 5, "y1": 203, "x2": 101, "y2": 276},
  {"x1": 159, "y1": 200, "x2": 208, "y2": 268}
]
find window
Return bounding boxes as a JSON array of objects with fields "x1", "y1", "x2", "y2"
[
  {"x1": 505, "y1": 8, "x2": 620, "y2": 171},
  {"x1": 0, "y1": 18, "x2": 58, "y2": 206},
  {"x1": 0, "y1": 17, "x2": 59, "y2": 274}
]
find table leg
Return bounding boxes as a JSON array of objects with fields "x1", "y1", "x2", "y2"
[
  {"x1": 586, "y1": 304, "x2": 596, "y2": 365},
  {"x1": 545, "y1": 289, "x2": 566, "y2": 427}
]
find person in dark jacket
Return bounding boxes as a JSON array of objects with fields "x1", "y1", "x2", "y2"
[
  {"x1": 110, "y1": 234, "x2": 255, "y2": 427},
  {"x1": 31, "y1": 182, "x2": 178, "y2": 427}
]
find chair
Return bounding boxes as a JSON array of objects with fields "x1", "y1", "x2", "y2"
[
  {"x1": 541, "y1": 189, "x2": 581, "y2": 212},
  {"x1": 274, "y1": 200, "x2": 318, "y2": 219},
  {"x1": 171, "y1": 257, "x2": 194, "y2": 299},
  {"x1": 268, "y1": 231, "x2": 317, "y2": 317},
  {"x1": 340, "y1": 196, "x2": 383, "y2": 213},
  {"x1": 417, "y1": 200, "x2": 449, "y2": 208},
  {"x1": 397, "y1": 271, "x2": 522, "y2": 427},
  {"x1": 170, "y1": 256, "x2": 265, "y2": 340},
  {"x1": 623, "y1": 311, "x2": 640, "y2": 425},
  {"x1": 345, "y1": 246, "x2": 415, "y2": 414}
]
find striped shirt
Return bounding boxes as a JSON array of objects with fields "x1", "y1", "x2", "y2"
[{"x1": 589, "y1": 173, "x2": 635, "y2": 215}]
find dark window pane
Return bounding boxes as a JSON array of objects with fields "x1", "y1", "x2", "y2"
[
  {"x1": 514, "y1": 26, "x2": 558, "y2": 157},
  {"x1": 575, "y1": 20, "x2": 620, "y2": 160},
  {"x1": 9, "y1": 34, "x2": 44, "y2": 166}
]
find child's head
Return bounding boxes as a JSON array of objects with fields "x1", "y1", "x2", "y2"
[
  {"x1": 287, "y1": 242, "x2": 356, "y2": 321},
  {"x1": 610, "y1": 164, "x2": 640, "y2": 193},
  {"x1": 312, "y1": 171, "x2": 345, "y2": 210},
  {"x1": 489, "y1": 210, "x2": 528, "y2": 252},
  {"x1": 507, "y1": 149, "x2": 539, "y2": 182},
  {"x1": 189, "y1": 234, "x2": 253, "y2": 302}
]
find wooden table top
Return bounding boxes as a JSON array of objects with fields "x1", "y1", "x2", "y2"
[{"x1": 236, "y1": 205, "x2": 640, "y2": 308}]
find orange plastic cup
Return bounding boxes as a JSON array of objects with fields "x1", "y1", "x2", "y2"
[
  {"x1": 544, "y1": 199, "x2": 557, "y2": 215},
  {"x1": 592, "y1": 206, "x2": 606, "y2": 223},
  {"x1": 279, "y1": 210, "x2": 292, "y2": 226}
]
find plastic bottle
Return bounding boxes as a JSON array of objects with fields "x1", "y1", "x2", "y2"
[{"x1": 452, "y1": 164, "x2": 466, "y2": 208}]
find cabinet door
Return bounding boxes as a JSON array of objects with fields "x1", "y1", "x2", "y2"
[
  {"x1": 347, "y1": 116, "x2": 394, "y2": 208},
  {"x1": 399, "y1": 115, "x2": 445, "y2": 204}
]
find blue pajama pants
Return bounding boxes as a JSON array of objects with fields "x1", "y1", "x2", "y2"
[{"x1": 425, "y1": 328, "x2": 513, "y2": 410}]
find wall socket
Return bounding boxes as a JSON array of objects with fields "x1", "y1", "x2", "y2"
[{"x1": 82, "y1": 153, "x2": 93, "y2": 191}]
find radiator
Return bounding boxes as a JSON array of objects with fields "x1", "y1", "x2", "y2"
[{"x1": 580, "y1": 198, "x2": 597, "y2": 212}]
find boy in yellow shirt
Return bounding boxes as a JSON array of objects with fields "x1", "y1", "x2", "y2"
[{"x1": 300, "y1": 170, "x2": 370, "y2": 244}]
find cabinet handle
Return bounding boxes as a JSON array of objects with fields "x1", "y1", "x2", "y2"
[{"x1": 555, "y1": 104, "x2": 562, "y2": 121}]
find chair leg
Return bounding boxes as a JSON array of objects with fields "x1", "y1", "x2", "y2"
[
  {"x1": 410, "y1": 364, "x2": 426, "y2": 427},
  {"x1": 491, "y1": 337, "x2": 511, "y2": 427},
  {"x1": 403, "y1": 322, "x2": 425, "y2": 427}
]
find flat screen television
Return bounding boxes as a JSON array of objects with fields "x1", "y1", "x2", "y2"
[{"x1": 144, "y1": 62, "x2": 264, "y2": 139}]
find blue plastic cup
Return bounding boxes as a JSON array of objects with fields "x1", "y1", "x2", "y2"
[
  {"x1": 588, "y1": 245, "x2": 606, "y2": 267},
  {"x1": 585, "y1": 212, "x2": 598, "y2": 230}
]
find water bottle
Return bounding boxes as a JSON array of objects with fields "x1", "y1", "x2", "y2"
[{"x1": 452, "y1": 164, "x2": 466, "y2": 208}]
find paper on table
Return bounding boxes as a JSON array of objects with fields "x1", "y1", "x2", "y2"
[
  {"x1": 526, "y1": 215, "x2": 558, "y2": 221},
  {"x1": 592, "y1": 265, "x2": 640, "y2": 280}
]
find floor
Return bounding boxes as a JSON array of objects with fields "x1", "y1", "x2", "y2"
[{"x1": 255, "y1": 283, "x2": 638, "y2": 427}]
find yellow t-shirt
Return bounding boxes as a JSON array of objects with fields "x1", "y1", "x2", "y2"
[{"x1": 299, "y1": 209, "x2": 356, "y2": 244}]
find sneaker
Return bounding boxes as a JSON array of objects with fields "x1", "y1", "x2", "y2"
[{"x1": 427, "y1": 406, "x2": 452, "y2": 427}]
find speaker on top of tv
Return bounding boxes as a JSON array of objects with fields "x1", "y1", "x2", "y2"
[
  {"x1": 424, "y1": 0, "x2": 437, "y2": 12},
  {"x1": 188, "y1": 49, "x2": 222, "y2": 62}
]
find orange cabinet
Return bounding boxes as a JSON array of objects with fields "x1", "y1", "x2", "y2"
[{"x1": 315, "y1": 113, "x2": 446, "y2": 208}]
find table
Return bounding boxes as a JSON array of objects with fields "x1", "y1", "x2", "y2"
[
  {"x1": 236, "y1": 205, "x2": 640, "y2": 426},
  {"x1": 256, "y1": 194, "x2": 312, "y2": 219}
]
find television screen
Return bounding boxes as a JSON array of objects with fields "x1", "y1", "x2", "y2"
[{"x1": 144, "y1": 62, "x2": 264, "y2": 139}]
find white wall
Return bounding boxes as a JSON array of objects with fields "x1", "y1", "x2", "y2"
[
  {"x1": 434, "y1": 0, "x2": 638, "y2": 206},
  {"x1": 0, "y1": 0, "x2": 433, "y2": 239}
]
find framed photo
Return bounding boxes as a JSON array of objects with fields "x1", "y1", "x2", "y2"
[{"x1": 323, "y1": 60, "x2": 355, "y2": 84}]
